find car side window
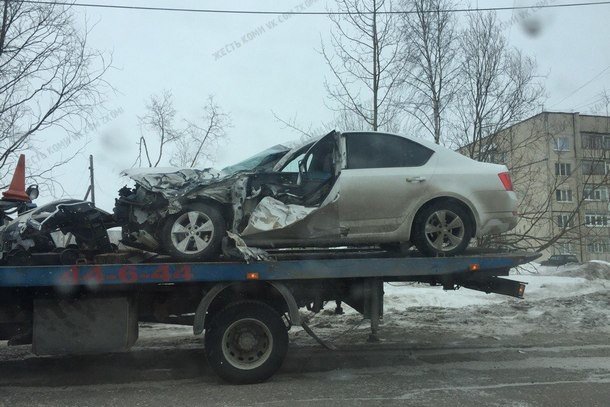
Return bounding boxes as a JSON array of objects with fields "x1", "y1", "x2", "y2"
[
  {"x1": 346, "y1": 133, "x2": 434, "y2": 169},
  {"x1": 281, "y1": 153, "x2": 306, "y2": 173}
]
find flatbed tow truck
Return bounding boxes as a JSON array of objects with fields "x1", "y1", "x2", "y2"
[{"x1": 0, "y1": 248, "x2": 538, "y2": 384}]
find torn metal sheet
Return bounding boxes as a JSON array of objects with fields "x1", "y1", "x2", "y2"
[
  {"x1": 226, "y1": 231, "x2": 272, "y2": 263},
  {"x1": 241, "y1": 197, "x2": 317, "y2": 236}
]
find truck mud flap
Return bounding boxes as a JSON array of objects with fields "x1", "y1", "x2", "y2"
[
  {"x1": 454, "y1": 276, "x2": 527, "y2": 299},
  {"x1": 33, "y1": 296, "x2": 138, "y2": 355}
]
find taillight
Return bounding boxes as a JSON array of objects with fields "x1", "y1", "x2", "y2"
[{"x1": 498, "y1": 172, "x2": 513, "y2": 191}]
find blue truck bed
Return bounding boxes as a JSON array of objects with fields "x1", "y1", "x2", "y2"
[{"x1": 0, "y1": 251, "x2": 538, "y2": 288}]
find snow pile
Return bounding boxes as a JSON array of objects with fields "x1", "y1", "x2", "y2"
[
  {"x1": 560, "y1": 260, "x2": 610, "y2": 280},
  {"x1": 293, "y1": 261, "x2": 610, "y2": 346}
]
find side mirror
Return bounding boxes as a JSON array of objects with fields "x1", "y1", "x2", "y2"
[{"x1": 26, "y1": 185, "x2": 39, "y2": 201}]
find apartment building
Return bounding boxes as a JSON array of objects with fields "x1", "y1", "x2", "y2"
[{"x1": 472, "y1": 111, "x2": 610, "y2": 262}]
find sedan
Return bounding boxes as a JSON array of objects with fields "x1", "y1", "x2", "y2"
[
  {"x1": 114, "y1": 131, "x2": 518, "y2": 261},
  {"x1": 540, "y1": 254, "x2": 580, "y2": 267}
]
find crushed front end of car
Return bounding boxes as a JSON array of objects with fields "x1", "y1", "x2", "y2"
[
  {"x1": 113, "y1": 168, "x2": 238, "y2": 254},
  {"x1": 0, "y1": 200, "x2": 116, "y2": 265},
  {"x1": 113, "y1": 133, "x2": 341, "y2": 261}
]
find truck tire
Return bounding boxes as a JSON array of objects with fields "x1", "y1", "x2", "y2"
[
  {"x1": 204, "y1": 300, "x2": 288, "y2": 384},
  {"x1": 412, "y1": 201, "x2": 473, "y2": 257},
  {"x1": 161, "y1": 203, "x2": 225, "y2": 261}
]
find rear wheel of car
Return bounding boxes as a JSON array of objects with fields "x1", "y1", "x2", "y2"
[
  {"x1": 412, "y1": 201, "x2": 473, "y2": 257},
  {"x1": 205, "y1": 301, "x2": 288, "y2": 384},
  {"x1": 161, "y1": 202, "x2": 225, "y2": 261}
]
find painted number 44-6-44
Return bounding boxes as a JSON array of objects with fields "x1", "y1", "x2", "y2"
[{"x1": 57, "y1": 265, "x2": 193, "y2": 285}]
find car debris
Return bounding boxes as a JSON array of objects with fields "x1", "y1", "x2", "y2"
[
  {"x1": 0, "y1": 156, "x2": 116, "y2": 266},
  {"x1": 226, "y1": 231, "x2": 271, "y2": 263}
]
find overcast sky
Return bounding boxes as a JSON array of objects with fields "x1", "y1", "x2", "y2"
[{"x1": 23, "y1": 0, "x2": 610, "y2": 211}]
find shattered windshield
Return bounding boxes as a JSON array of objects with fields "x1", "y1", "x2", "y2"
[{"x1": 220, "y1": 144, "x2": 290, "y2": 175}]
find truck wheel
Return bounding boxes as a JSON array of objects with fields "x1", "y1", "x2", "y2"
[
  {"x1": 161, "y1": 203, "x2": 225, "y2": 261},
  {"x1": 205, "y1": 301, "x2": 288, "y2": 384},
  {"x1": 412, "y1": 201, "x2": 473, "y2": 257}
]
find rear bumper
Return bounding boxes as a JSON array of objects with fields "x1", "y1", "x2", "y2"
[{"x1": 477, "y1": 212, "x2": 518, "y2": 236}]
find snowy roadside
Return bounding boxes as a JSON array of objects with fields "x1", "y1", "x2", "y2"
[
  {"x1": 133, "y1": 260, "x2": 610, "y2": 350},
  {"x1": 288, "y1": 261, "x2": 610, "y2": 346}
]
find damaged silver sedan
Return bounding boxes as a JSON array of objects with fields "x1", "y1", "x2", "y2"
[{"x1": 114, "y1": 131, "x2": 518, "y2": 261}]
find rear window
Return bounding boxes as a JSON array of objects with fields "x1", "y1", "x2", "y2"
[{"x1": 346, "y1": 133, "x2": 433, "y2": 169}]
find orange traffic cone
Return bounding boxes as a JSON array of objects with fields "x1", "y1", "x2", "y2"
[{"x1": 3, "y1": 154, "x2": 30, "y2": 201}]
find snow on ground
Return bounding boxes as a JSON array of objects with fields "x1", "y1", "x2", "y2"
[
  {"x1": 290, "y1": 261, "x2": 610, "y2": 346},
  {"x1": 137, "y1": 260, "x2": 609, "y2": 349}
]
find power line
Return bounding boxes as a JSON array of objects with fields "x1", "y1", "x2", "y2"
[
  {"x1": 572, "y1": 96, "x2": 605, "y2": 110},
  {"x1": 19, "y1": 0, "x2": 610, "y2": 16},
  {"x1": 551, "y1": 65, "x2": 610, "y2": 108}
]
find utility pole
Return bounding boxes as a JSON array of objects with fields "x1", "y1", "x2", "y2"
[
  {"x1": 84, "y1": 155, "x2": 96, "y2": 206},
  {"x1": 89, "y1": 155, "x2": 95, "y2": 206}
]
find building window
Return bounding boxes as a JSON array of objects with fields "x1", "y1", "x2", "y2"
[
  {"x1": 583, "y1": 185, "x2": 608, "y2": 201},
  {"x1": 582, "y1": 133, "x2": 610, "y2": 150},
  {"x1": 555, "y1": 163, "x2": 571, "y2": 176},
  {"x1": 582, "y1": 160, "x2": 606, "y2": 176},
  {"x1": 582, "y1": 134, "x2": 603, "y2": 149},
  {"x1": 488, "y1": 151, "x2": 506, "y2": 164},
  {"x1": 555, "y1": 189, "x2": 573, "y2": 202},
  {"x1": 553, "y1": 137, "x2": 570, "y2": 151},
  {"x1": 556, "y1": 214, "x2": 574, "y2": 228},
  {"x1": 556, "y1": 242, "x2": 576, "y2": 254},
  {"x1": 585, "y1": 213, "x2": 609, "y2": 227},
  {"x1": 587, "y1": 240, "x2": 610, "y2": 253}
]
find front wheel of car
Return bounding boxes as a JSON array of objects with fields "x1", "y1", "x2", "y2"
[
  {"x1": 161, "y1": 203, "x2": 225, "y2": 261},
  {"x1": 412, "y1": 201, "x2": 473, "y2": 257}
]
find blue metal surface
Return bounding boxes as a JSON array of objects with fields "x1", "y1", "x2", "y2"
[{"x1": 0, "y1": 254, "x2": 530, "y2": 288}]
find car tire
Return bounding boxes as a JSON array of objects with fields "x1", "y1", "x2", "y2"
[
  {"x1": 205, "y1": 301, "x2": 288, "y2": 384},
  {"x1": 161, "y1": 202, "x2": 225, "y2": 261},
  {"x1": 412, "y1": 201, "x2": 473, "y2": 257}
]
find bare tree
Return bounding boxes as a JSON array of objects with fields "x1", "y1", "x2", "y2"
[
  {"x1": 271, "y1": 112, "x2": 330, "y2": 142},
  {"x1": 134, "y1": 90, "x2": 182, "y2": 168},
  {"x1": 171, "y1": 96, "x2": 231, "y2": 168},
  {"x1": 271, "y1": 110, "x2": 368, "y2": 143},
  {"x1": 321, "y1": 0, "x2": 405, "y2": 132},
  {"x1": 0, "y1": 0, "x2": 109, "y2": 189},
  {"x1": 401, "y1": 0, "x2": 458, "y2": 144},
  {"x1": 135, "y1": 91, "x2": 231, "y2": 168},
  {"x1": 451, "y1": 11, "x2": 544, "y2": 160}
]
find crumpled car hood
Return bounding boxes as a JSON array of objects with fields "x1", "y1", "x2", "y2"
[{"x1": 121, "y1": 167, "x2": 224, "y2": 199}]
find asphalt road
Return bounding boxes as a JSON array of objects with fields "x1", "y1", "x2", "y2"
[{"x1": 0, "y1": 330, "x2": 608, "y2": 406}]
